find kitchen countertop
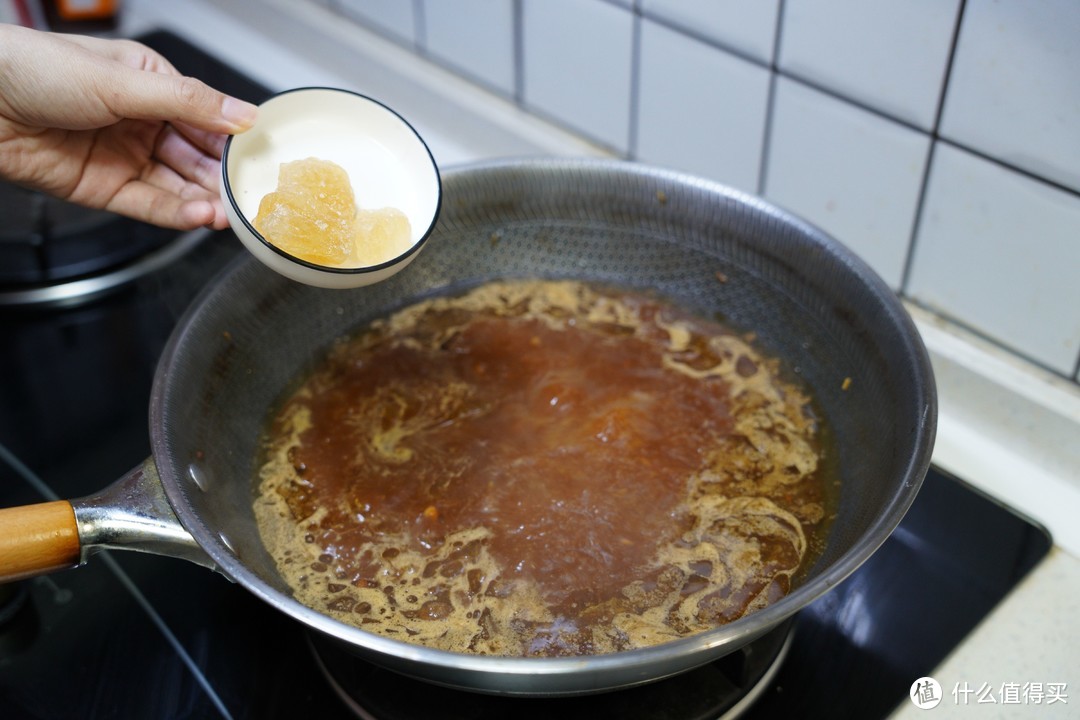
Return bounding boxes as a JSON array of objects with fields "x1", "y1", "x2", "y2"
[{"x1": 118, "y1": 1, "x2": 1080, "y2": 715}]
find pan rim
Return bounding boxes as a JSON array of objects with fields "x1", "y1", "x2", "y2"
[{"x1": 150, "y1": 156, "x2": 937, "y2": 691}]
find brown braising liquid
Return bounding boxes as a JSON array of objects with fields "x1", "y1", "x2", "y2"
[{"x1": 254, "y1": 280, "x2": 832, "y2": 657}]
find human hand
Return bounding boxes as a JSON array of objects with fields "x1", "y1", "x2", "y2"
[{"x1": 0, "y1": 24, "x2": 258, "y2": 230}]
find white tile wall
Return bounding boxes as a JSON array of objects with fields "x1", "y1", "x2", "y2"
[
  {"x1": 322, "y1": 0, "x2": 1080, "y2": 382},
  {"x1": 639, "y1": 0, "x2": 779, "y2": 64},
  {"x1": 908, "y1": 144, "x2": 1080, "y2": 375},
  {"x1": 422, "y1": 0, "x2": 516, "y2": 97},
  {"x1": 635, "y1": 18, "x2": 770, "y2": 193},
  {"x1": 334, "y1": 0, "x2": 416, "y2": 45},
  {"x1": 764, "y1": 78, "x2": 929, "y2": 290},
  {"x1": 521, "y1": 0, "x2": 634, "y2": 153},
  {"x1": 778, "y1": 0, "x2": 961, "y2": 130},
  {"x1": 939, "y1": 0, "x2": 1080, "y2": 194}
]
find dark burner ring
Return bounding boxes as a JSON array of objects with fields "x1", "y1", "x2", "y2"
[
  {"x1": 0, "y1": 227, "x2": 211, "y2": 308},
  {"x1": 0, "y1": 182, "x2": 191, "y2": 306},
  {"x1": 308, "y1": 619, "x2": 795, "y2": 720}
]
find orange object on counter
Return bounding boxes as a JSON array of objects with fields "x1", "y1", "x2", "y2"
[{"x1": 53, "y1": 0, "x2": 117, "y2": 21}]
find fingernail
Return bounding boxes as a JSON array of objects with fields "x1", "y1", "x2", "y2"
[{"x1": 222, "y1": 96, "x2": 258, "y2": 130}]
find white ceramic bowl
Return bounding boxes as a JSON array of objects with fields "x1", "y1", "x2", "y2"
[{"x1": 221, "y1": 87, "x2": 441, "y2": 289}]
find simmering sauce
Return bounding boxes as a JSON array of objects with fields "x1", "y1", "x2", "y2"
[{"x1": 254, "y1": 280, "x2": 831, "y2": 656}]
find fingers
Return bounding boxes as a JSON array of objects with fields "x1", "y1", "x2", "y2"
[
  {"x1": 67, "y1": 33, "x2": 259, "y2": 133},
  {"x1": 109, "y1": 184, "x2": 216, "y2": 230},
  {"x1": 0, "y1": 27, "x2": 246, "y2": 231},
  {"x1": 170, "y1": 120, "x2": 228, "y2": 159},
  {"x1": 100, "y1": 60, "x2": 258, "y2": 135},
  {"x1": 111, "y1": 183, "x2": 228, "y2": 230},
  {"x1": 0, "y1": 27, "x2": 238, "y2": 132},
  {"x1": 154, "y1": 123, "x2": 222, "y2": 192},
  {"x1": 54, "y1": 33, "x2": 179, "y2": 76},
  {"x1": 108, "y1": 163, "x2": 229, "y2": 230}
]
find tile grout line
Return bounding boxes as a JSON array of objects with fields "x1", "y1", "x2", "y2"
[
  {"x1": 507, "y1": 0, "x2": 1077, "y2": 382},
  {"x1": 412, "y1": 0, "x2": 425, "y2": 53},
  {"x1": 905, "y1": 296, "x2": 1079, "y2": 381},
  {"x1": 934, "y1": 134, "x2": 1080, "y2": 199},
  {"x1": 347, "y1": 0, "x2": 1080, "y2": 205},
  {"x1": 0, "y1": 441, "x2": 233, "y2": 720},
  {"x1": 639, "y1": 7, "x2": 772, "y2": 72},
  {"x1": 334, "y1": 0, "x2": 1080, "y2": 206},
  {"x1": 757, "y1": 0, "x2": 787, "y2": 197},
  {"x1": 297, "y1": 1, "x2": 1080, "y2": 386},
  {"x1": 900, "y1": 0, "x2": 965, "y2": 295},
  {"x1": 626, "y1": 4, "x2": 642, "y2": 160},
  {"x1": 512, "y1": 0, "x2": 524, "y2": 106}
]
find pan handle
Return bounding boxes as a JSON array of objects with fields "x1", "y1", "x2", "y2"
[
  {"x1": 0, "y1": 500, "x2": 81, "y2": 582},
  {"x1": 0, "y1": 458, "x2": 217, "y2": 583}
]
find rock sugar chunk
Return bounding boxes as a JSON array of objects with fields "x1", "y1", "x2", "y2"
[
  {"x1": 254, "y1": 158, "x2": 358, "y2": 266},
  {"x1": 253, "y1": 158, "x2": 414, "y2": 268}
]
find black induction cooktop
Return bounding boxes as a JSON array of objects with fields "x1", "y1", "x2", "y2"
[{"x1": 0, "y1": 30, "x2": 1052, "y2": 720}]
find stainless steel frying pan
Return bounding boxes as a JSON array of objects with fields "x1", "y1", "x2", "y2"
[{"x1": 0, "y1": 158, "x2": 936, "y2": 696}]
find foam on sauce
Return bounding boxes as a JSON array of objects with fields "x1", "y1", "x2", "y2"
[{"x1": 254, "y1": 280, "x2": 830, "y2": 656}]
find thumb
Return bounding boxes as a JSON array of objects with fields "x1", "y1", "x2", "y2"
[{"x1": 104, "y1": 66, "x2": 258, "y2": 134}]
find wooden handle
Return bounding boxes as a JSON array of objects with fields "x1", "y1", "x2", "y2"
[{"x1": 0, "y1": 500, "x2": 81, "y2": 582}]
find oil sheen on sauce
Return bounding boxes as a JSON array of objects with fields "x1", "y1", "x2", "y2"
[{"x1": 254, "y1": 280, "x2": 831, "y2": 657}]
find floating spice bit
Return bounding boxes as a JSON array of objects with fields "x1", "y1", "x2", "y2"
[
  {"x1": 842, "y1": 377, "x2": 853, "y2": 391},
  {"x1": 327, "y1": 596, "x2": 355, "y2": 612}
]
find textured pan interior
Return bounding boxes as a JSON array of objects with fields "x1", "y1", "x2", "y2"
[{"x1": 151, "y1": 158, "x2": 936, "y2": 694}]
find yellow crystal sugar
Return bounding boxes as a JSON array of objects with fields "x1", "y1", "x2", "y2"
[
  {"x1": 353, "y1": 208, "x2": 413, "y2": 266},
  {"x1": 253, "y1": 158, "x2": 412, "y2": 268}
]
